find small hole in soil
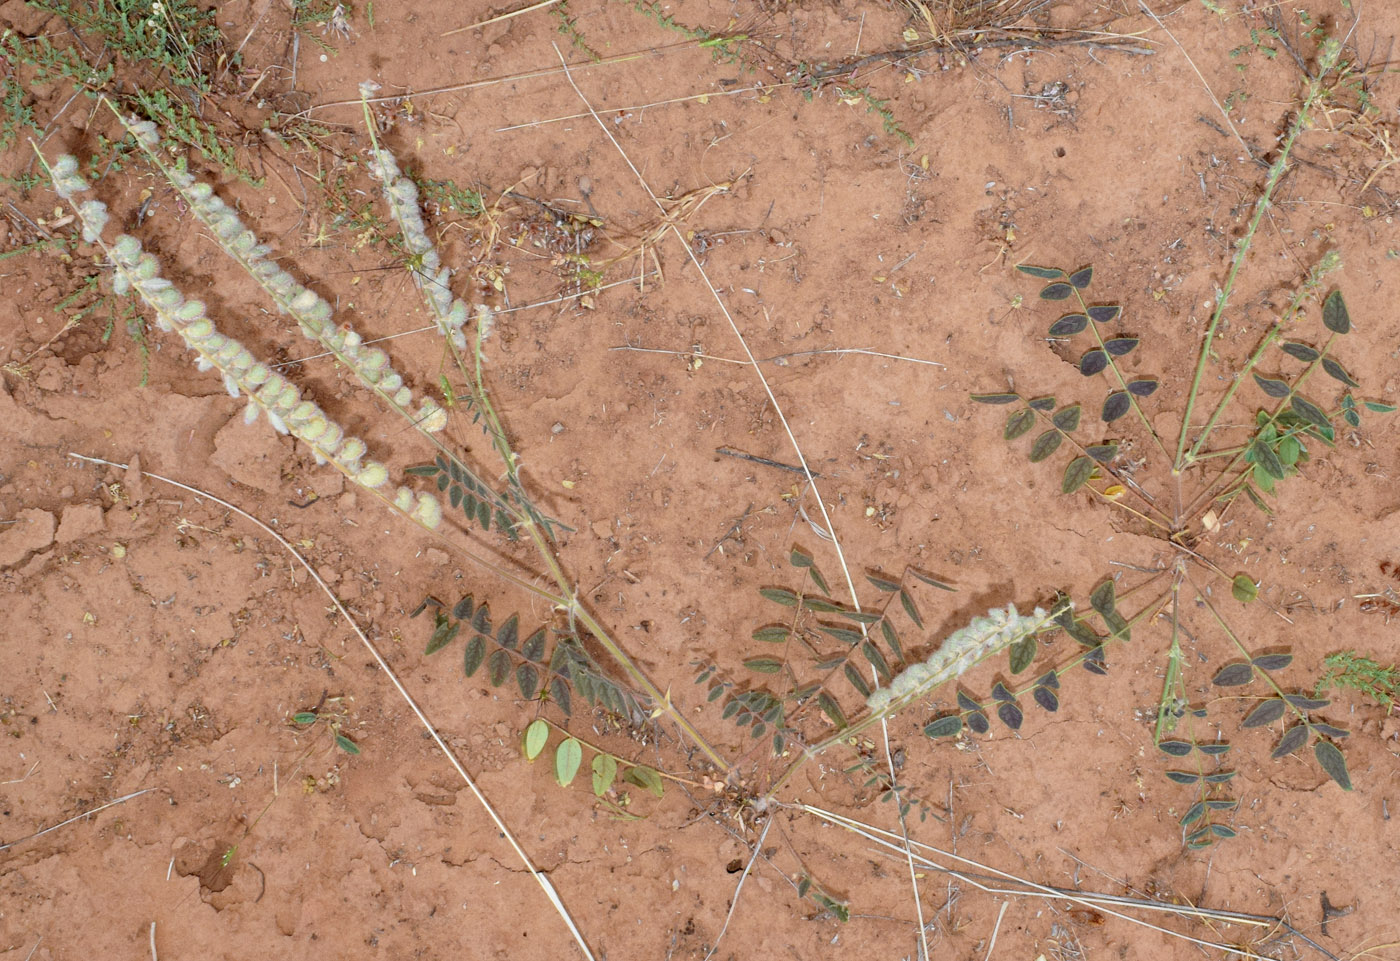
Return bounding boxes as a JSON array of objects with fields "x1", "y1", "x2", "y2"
[
  {"x1": 725, "y1": 858, "x2": 743, "y2": 873},
  {"x1": 1055, "y1": 147, "x2": 1067, "y2": 158}
]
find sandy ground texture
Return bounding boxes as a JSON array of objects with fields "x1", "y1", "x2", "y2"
[{"x1": 2, "y1": 0, "x2": 1399, "y2": 958}]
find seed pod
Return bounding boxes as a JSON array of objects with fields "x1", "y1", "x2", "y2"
[
  {"x1": 394, "y1": 487, "x2": 415, "y2": 512},
  {"x1": 245, "y1": 363, "x2": 271, "y2": 387},
  {"x1": 412, "y1": 492, "x2": 443, "y2": 529},
  {"x1": 355, "y1": 461, "x2": 388, "y2": 489},
  {"x1": 392, "y1": 386, "x2": 412, "y2": 407},
  {"x1": 112, "y1": 235, "x2": 142, "y2": 263},
  {"x1": 300, "y1": 416, "x2": 328, "y2": 442}
]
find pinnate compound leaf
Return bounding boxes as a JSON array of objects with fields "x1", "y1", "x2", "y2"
[
  {"x1": 488, "y1": 649, "x2": 512, "y2": 687},
  {"x1": 1157, "y1": 739, "x2": 1193, "y2": 757},
  {"x1": 592, "y1": 753, "x2": 618, "y2": 795},
  {"x1": 463, "y1": 636, "x2": 486, "y2": 677},
  {"x1": 1049, "y1": 314, "x2": 1088, "y2": 336},
  {"x1": 1313, "y1": 740, "x2": 1352, "y2": 790},
  {"x1": 1322, "y1": 290, "x2": 1350, "y2": 334},
  {"x1": 524, "y1": 718, "x2": 549, "y2": 760},
  {"x1": 1231, "y1": 574, "x2": 1258, "y2": 603},
  {"x1": 760, "y1": 587, "x2": 801, "y2": 607},
  {"x1": 1242, "y1": 698, "x2": 1286, "y2": 728},
  {"x1": 1032, "y1": 686, "x2": 1059, "y2": 712},
  {"x1": 1102, "y1": 391, "x2": 1130, "y2": 423},
  {"x1": 1321, "y1": 357, "x2": 1360, "y2": 388},
  {"x1": 1251, "y1": 653, "x2": 1293, "y2": 670},
  {"x1": 1052, "y1": 404, "x2": 1082, "y2": 432},
  {"x1": 554, "y1": 737, "x2": 583, "y2": 787},
  {"x1": 744, "y1": 657, "x2": 784, "y2": 674},
  {"x1": 1290, "y1": 396, "x2": 1331, "y2": 431},
  {"x1": 925, "y1": 715, "x2": 963, "y2": 738},
  {"x1": 1062, "y1": 456, "x2": 1095, "y2": 494},
  {"x1": 1068, "y1": 266, "x2": 1093, "y2": 289},
  {"x1": 1252, "y1": 373, "x2": 1291, "y2": 398},
  {"x1": 1281, "y1": 341, "x2": 1321, "y2": 362},
  {"x1": 1087, "y1": 304, "x2": 1121, "y2": 323},
  {"x1": 1029, "y1": 430, "x2": 1062, "y2": 462},
  {"x1": 1212, "y1": 663, "x2": 1254, "y2": 687},
  {"x1": 1008, "y1": 636, "x2": 1037, "y2": 674},
  {"x1": 1104, "y1": 336, "x2": 1139, "y2": 356},
  {"x1": 1272, "y1": 723, "x2": 1308, "y2": 758},
  {"x1": 1040, "y1": 282, "x2": 1075, "y2": 300},
  {"x1": 1004, "y1": 408, "x2": 1035, "y2": 440},
  {"x1": 1017, "y1": 264, "x2": 1065, "y2": 279},
  {"x1": 996, "y1": 701, "x2": 1024, "y2": 730},
  {"x1": 972, "y1": 392, "x2": 1020, "y2": 405},
  {"x1": 1127, "y1": 378, "x2": 1159, "y2": 397},
  {"x1": 1079, "y1": 349, "x2": 1108, "y2": 376}
]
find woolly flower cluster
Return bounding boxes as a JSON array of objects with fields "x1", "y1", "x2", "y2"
[
  {"x1": 865, "y1": 603, "x2": 1061, "y2": 716},
  {"x1": 53, "y1": 154, "x2": 444, "y2": 531},
  {"x1": 119, "y1": 116, "x2": 448, "y2": 434},
  {"x1": 363, "y1": 140, "x2": 477, "y2": 352}
]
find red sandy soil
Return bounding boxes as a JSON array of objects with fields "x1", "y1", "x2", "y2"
[{"x1": 2, "y1": 1, "x2": 1399, "y2": 959}]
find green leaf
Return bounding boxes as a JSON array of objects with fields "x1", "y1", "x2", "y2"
[
  {"x1": 1364, "y1": 401, "x2": 1397, "y2": 413},
  {"x1": 496, "y1": 613, "x2": 520, "y2": 650},
  {"x1": 1283, "y1": 694, "x2": 1330, "y2": 710},
  {"x1": 550, "y1": 676, "x2": 572, "y2": 716},
  {"x1": 743, "y1": 657, "x2": 785, "y2": 674},
  {"x1": 971, "y1": 392, "x2": 1020, "y2": 405},
  {"x1": 425, "y1": 617, "x2": 460, "y2": 655},
  {"x1": 1212, "y1": 663, "x2": 1254, "y2": 687},
  {"x1": 759, "y1": 587, "x2": 801, "y2": 607},
  {"x1": 524, "y1": 718, "x2": 550, "y2": 760},
  {"x1": 471, "y1": 602, "x2": 493, "y2": 638},
  {"x1": 1164, "y1": 770, "x2": 1202, "y2": 785},
  {"x1": 1079, "y1": 349, "x2": 1108, "y2": 376},
  {"x1": 1231, "y1": 574, "x2": 1258, "y2": 603},
  {"x1": 1290, "y1": 396, "x2": 1331, "y2": 431},
  {"x1": 1321, "y1": 357, "x2": 1360, "y2": 388},
  {"x1": 1251, "y1": 439, "x2": 1286, "y2": 480},
  {"x1": 996, "y1": 701, "x2": 1024, "y2": 730},
  {"x1": 818, "y1": 691, "x2": 848, "y2": 729},
  {"x1": 1271, "y1": 723, "x2": 1308, "y2": 758},
  {"x1": 1252, "y1": 372, "x2": 1291, "y2": 398},
  {"x1": 292, "y1": 712, "x2": 317, "y2": 725},
  {"x1": 899, "y1": 588, "x2": 923, "y2": 629},
  {"x1": 1052, "y1": 404, "x2": 1082, "y2": 432},
  {"x1": 1281, "y1": 341, "x2": 1321, "y2": 362},
  {"x1": 1029, "y1": 430, "x2": 1062, "y2": 462},
  {"x1": 404, "y1": 464, "x2": 441, "y2": 477},
  {"x1": 862, "y1": 640, "x2": 891, "y2": 682},
  {"x1": 1049, "y1": 314, "x2": 1088, "y2": 336},
  {"x1": 880, "y1": 618, "x2": 903, "y2": 661},
  {"x1": 1089, "y1": 579, "x2": 1116, "y2": 618},
  {"x1": 752, "y1": 626, "x2": 790, "y2": 643},
  {"x1": 488, "y1": 649, "x2": 512, "y2": 686},
  {"x1": 866, "y1": 572, "x2": 901, "y2": 592},
  {"x1": 1032, "y1": 686, "x2": 1059, "y2": 712},
  {"x1": 966, "y1": 710, "x2": 990, "y2": 734},
  {"x1": 623, "y1": 764, "x2": 665, "y2": 798},
  {"x1": 1086, "y1": 443, "x2": 1119, "y2": 463},
  {"x1": 1313, "y1": 739, "x2": 1352, "y2": 790},
  {"x1": 1102, "y1": 391, "x2": 1130, "y2": 423},
  {"x1": 1016, "y1": 264, "x2": 1065, "y2": 279},
  {"x1": 1009, "y1": 635, "x2": 1037, "y2": 674},
  {"x1": 844, "y1": 663, "x2": 871, "y2": 698},
  {"x1": 516, "y1": 663, "x2": 540, "y2": 700},
  {"x1": 554, "y1": 737, "x2": 583, "y2": 787},
  {"x1": 910, "y1": 569, "x2": 956, "y2": 591},
  {"x1": 1068, "y1": 266, "x2": 1093, "y2": 289},
  {"x1": 1104, "y1": 336, "x2": 1139, "y2": 356},
  {"x1": 1004, "y1": 407, "x2": 1035, "y2": 440},
  {"x1": 1251, "y1": 653, "x2": 1292, "y2": 670},
  {"x1": 1277, "y1": 435, "x2": 1301, "y2": 466},
  {"x1": 452, "y1": 594, "x2": 475, "y2": 620},
  {"x1": 1027, "y1": 396, "x2": 1057, "y2": 411},
  {"x1": 790, "y1": 545, "x2": 814, "y2": 568},
  {"x1": 1087, "y1": 304, "x2": 1121, "y2": 323},
  {"x1": 1198, "y1": 742, "x2": 1231, "y2": 756},
  {"x1": 924, "y1": 715, "x2": 963, "y2": 738},
  {"x1": 1180, "y1": 801, "x2": 1205, "y2": 826},
  {"x1": 1061, "y1": 456, "x2": 1095, "y2": 494},
  {"x1": 1127, "y1": 378, "x2": 1159, "y2": 397},
  {"x1": 1157, "y1": 739, "x2": 1193, "y2": 757},
  {"x1": 1322, "y1": 289, "x2": 1350, "y2": 334},
  {"x1": 1040, "y1": 281, "x2": 1075, "y2": 300},
  {"x1": 334, "y1": 733, "x2": 360, "y2": 755},
  {"x1": 463, "y1": 636, "x2": 486, "y2": 677},
  {"x1": 1242, "y1": 698, "x2": 1285, "y2": 727},
  {"x1": 819, "y1": 624, "x2": 863, "y2": 645},
  {"x1": 521, "y1": 627, "x2": 547, "y2": 663},
  {"x1": 591, "y1": 753, "x2": 618, "y2": 795}
]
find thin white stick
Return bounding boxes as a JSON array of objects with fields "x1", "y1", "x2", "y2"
[
  {"x1": 701, "y1": 815, "x2": 773, "y2": 961},
  {"x1": 149, "y1": 921, "x2": 158, "y2": 961},
  {"x1": 1136, "y1": 1, "x2": 1250, "y2": 157},
  {"x1": 66, "y1": 453, "x2": 597, "y2": 961},
  {"x1": 497, "y1": 84, "x2": 772, "y2": 131},
  {"x1": 610, "y1": 344, "x2": 945, "y2": 368},
  {"x1": 983, "y1": 901, "x2": 1008, "y2": 961},
  {"x1": 0, "y1": 789, "x2": 151, "y2": 852}
]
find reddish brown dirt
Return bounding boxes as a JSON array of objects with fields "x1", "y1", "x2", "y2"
[{"x1": 2, "y1": 1, "x2": 1399, "y2": 959}]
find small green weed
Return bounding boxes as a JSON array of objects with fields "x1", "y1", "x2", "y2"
[{"x1": 1316, "y1": 651, "x2": 1400, "y2": 709}]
